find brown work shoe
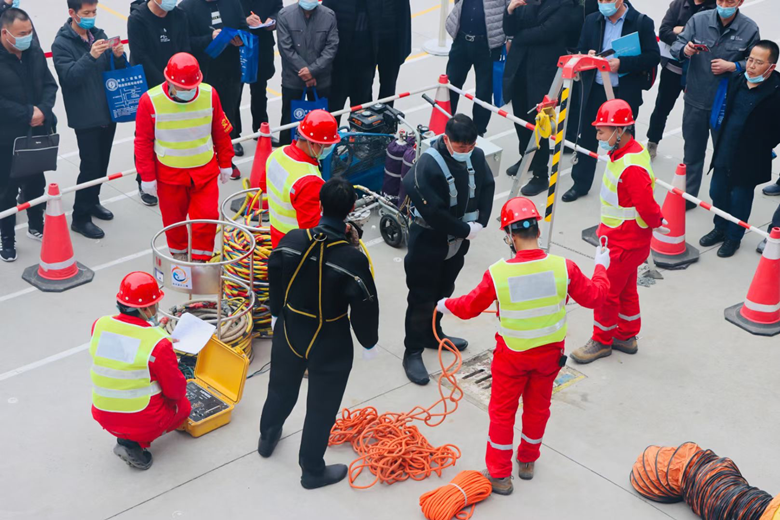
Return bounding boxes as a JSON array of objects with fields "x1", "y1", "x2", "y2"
[
  {"x1": 517, "y1": 462, "x2": 535, "y2": 480},
  {"x1": 612, "y1": 336, "x2": 638, "y2": 354},
  {"x1": 481, "y1": 469, "x2": 514, "y2": 496},
  {"x1": 570, "y1": 339, "x2": 612, "y2": 364}
]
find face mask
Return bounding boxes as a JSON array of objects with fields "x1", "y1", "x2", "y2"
[
  {"x1": 76, "y1": 14, "x2": 96, "y2": 30},
  {"x1": 158, "y1": 0, "x2": 178, "y2": 12},
  {"x1": 299, "y1": 0, "x2": 319, "y2": 11},
  {"x1": 716, "y1": 5, "x2": 737, "y2": 19},
  {"x1": 598, "y1": 129, "x2": 619, "y2": 152},
  {"x1": 12, "y1": 0, "x2": 20, "y2": 8},
  {"x1": 745, "y1": 71, "x2": 768, "y2": 84},
  {"x1": 140, "y1": 308, "x2": 161, "y2": 327},
  {"x1": 445, "y1": 137, "x2": 474, "y2": 163},
  {"x1": 599, "y1": 1, "x2": 619, "y2": 17},
  {"x1": 315, "y1": 143, "x2": 334, "y2": 160},
  {"x1": 172, "y1": 87, "x2": 197, "y2": 102},
  {"x1": 5, "y1": 30, "x2": 32, "y2": 51}
]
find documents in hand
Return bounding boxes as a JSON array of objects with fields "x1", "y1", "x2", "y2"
[
  {"x1": 611, "y1": 32, "x2": 641, "y2": 58},
  {"x1": 249, "y1": 19, "x2": 276, "y2": 29},
  {"x1": 170, "y1": 312, "x2": 216, "y2": 355}
]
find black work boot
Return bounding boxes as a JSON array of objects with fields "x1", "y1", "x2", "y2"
[
  {"x1": 301, "y1": 464, "x2": 348, "y2": 490},
  {"x1": 72, "y1": 217, "x2": 105, "y2": 239},
  {"x1": 426, "y1": 334, "x2": 468, "y2": 351},
  {"x1": 521, "y1": 173, "x2": 549, "y2": 197},
  {"x1": 403, "y1": 351, "x2": 430, "y2": 385},
  {"x1": 699, "y1": 228, "x2": 726, "y2": 247},
  {"x1": 506, "y1": 160, "x2": 522, "y2": 177},
  {"x1": 113, "y1": 438, "x2": 153, "y2": 470},
  {"x1": 257, "y1": 427, "x2": 282, "y2": 458}
]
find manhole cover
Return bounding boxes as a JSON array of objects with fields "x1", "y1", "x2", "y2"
[{"x1": 445, "y1": 350, "x2": 585, "y2": 411}]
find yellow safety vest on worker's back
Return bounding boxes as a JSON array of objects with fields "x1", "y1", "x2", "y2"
[
  {"x1": 89, "y1": 316, "x2": 169, "y2": 413},
  {"x1": 265, "y1": 147, "x2": 322, "y2": 236},
  {"x1": 488, "y1": 255, "x2": 569, "y2": 352},
  {"x1": 148, "y1": 83, "x2": 215, "y2": 169},
  {"x1": 600, "y1": 147, "x2": 656, "y2": 228}
]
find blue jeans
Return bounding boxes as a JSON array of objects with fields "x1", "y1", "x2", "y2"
[{"x1": 709, "y1": 168, "x2": 756, "y2": 242}]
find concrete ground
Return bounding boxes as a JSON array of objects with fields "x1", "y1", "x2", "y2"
[{"x1": 1, "y1": 1, "x2": 779, "y2": 519}]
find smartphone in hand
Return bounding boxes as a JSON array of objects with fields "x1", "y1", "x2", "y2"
[{"x1": 107, "y1": 36, "x2": 121, "y2": 48}]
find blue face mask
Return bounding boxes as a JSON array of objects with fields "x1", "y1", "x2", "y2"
[
  {"x1": 716, "y1": 5, "x2": 737, "y2": 19},
  {"x1": 599, "y1": 1, "x2": 619, "y2": 17},
  {"x1": 745, "y1": 71, "x2": 767, "y2": 84},
  {"x1": 172, "y1": 86, "x2": 197, "y2": 102},
  {"x1": 6, "y1": 30, "x2": 32, "y2": 51},
  {"x1": 452, "y1": 150, "x2": 473, "y2": 163},
  {"x1": 76, "y1": 14, "x2": 96, "y2": 30},
  {"x1": 299, "y1": 0, "x2": 319, "y2": 11},
  {"x1": 158, "y1": 0, "x2": 177, "y2": 12},
  {"x1": 316, "y1": 143, "x2": 334, "y2": 160}
]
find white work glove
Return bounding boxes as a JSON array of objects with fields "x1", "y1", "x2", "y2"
[
  {"x1": 362, "y1": 346, "x2": 378, "y2": 360},
  {"x1": 594, "y1": 244, "x2": 611, "y2": 270},
  {"x1": 467, "y1": 222, "x2": 483, "y2": 240},
  {"x1": 141, "y1": 180, "x2": 157, "y2": 197},
  {"x1": 657, "y1": 218, "x2": 671, "y2": 235},
  {"x1": 436, "y1": 298, "x2": 451, "y2": 315},
  {"x1": 271, "y1": 316, "x2": 277, "y2": 329},
  {"x1": 219, "y1": 168, "x2": 232, "y2": 184}
]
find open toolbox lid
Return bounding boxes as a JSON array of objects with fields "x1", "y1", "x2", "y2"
[{"x1": 193, "y1": 335, "x2": 249, "y2": 404}]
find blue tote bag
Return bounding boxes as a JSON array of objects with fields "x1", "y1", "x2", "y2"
[
  {"x1": 493, "y1": 47, "x2": 507, "y2": 107},
  {"x1": 291, "y1": 88, "x2": 328, "y2": 141},
  {"x1": 103, "y1": 54, "x2": 148, "y2": 123},
  {"x1": 205, "y1": 27, "x2": 239, "y2": 59},
  {"x1": 239, "y1": 30, "x2": 259, "y2": 84}
]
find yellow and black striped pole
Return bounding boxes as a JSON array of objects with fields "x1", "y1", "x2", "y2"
[{"x1": 541, "y1": 79, "x2": 573, "y2": 251}]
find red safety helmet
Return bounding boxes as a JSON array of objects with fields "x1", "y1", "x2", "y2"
[
  {"x1": 117, "y1": 271, "x2": 165, "y2": 308},
  {"x1": 500, "y1": 197, "x2": 542, "y2": 229},
  {"x1": 164, "y1": 53, "x2": 203, "y2": 90},
  {"x1": 298, "y1": 110, "x2": 340, "y2": 145},
  {"x1": 592, "y1": 99, "x2": 635, "y2": 127}
]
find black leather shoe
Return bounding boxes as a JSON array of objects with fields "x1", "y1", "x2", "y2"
[
  {"x1": 506, "y1": 160, "x2": 521, "y2": 177},
  {"x1": 233, "y1": 142, "x2": 244, "y2": 157},
  {"x1": 403, "y1": 352, "x2": 430, "y2": 385},
  {"x1": 90, "y1": 204, "x2": 114, "y2": 221},
  {"x1": 757, "y1": 238, "x2": 767, "y2": 254},
  {"x1": 301, "y1": 464, "x2": 348, "y2": 490},
  {"x1": 257, "y1": 428, "x2": 282, "y2": 458},
  {"x1": 521, "y1": 175, "x2": 549, "y2": 197},
  {"x1": 762, "y1": 183, "x2": 780, "y2": 196},
  {"x1": 426, "y1": 335, "x2": 468, "y2": 352},
  {"x1": 699, "y1": 228, "x2": 725, "y2": 247},
  {"x1": 71, "y1": 219, "x2": 105, "y2": 239},
  {"x1": 717, "y1": 239, "x2": 740, "y2": 258},
  {"x1": 561, "y1": 187, "x2": 584, "y2": 203}
]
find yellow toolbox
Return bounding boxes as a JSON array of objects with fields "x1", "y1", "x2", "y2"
[{"x1": 183, "y1": 336, "x2": 249, "y2": 438}]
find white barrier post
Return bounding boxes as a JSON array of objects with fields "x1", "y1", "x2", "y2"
[{"x1": 423, "y1": 0, "x2": 452, "y2": 56}]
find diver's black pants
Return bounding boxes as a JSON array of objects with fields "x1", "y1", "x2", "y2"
[{"x1": 259, "y1": 317, "x2": 352, "y2": 474}]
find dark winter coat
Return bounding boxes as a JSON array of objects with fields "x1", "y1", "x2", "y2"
[
  {"x1": 710, "y1": 71, "x2": 780, "y2": 187},
  {"x1": 51, "y1": 21, "x2": 128, "y2": 130},
  {"x1": 576, "y1": 2, "x2": 660, "y2": 111},
  {"x1": 127, "y1": 1, "x2": 192, "y2": 87},
  {"x1": 378, "y1": 0, "x2": 412, "y2": 65},
  {"x1": 322, "y1": 0, "x2": 382, "y2": 66},
  {"x1": 0, "y1": 39, "x2": 58, "y2": 146},
  {"x1": 241, "y1": 0, "x2": 283, "y2": 81},
  {"x1": 566, "y1": 0, "x2": 600, "y2": 51},
  {"x1": 179, "y1": 0, "x2": 249, "y2": 80},
  {"x1": 503, "y1": 0, "x2": 582, "y2": 104},
  {"x1": 659, "y1": 0, "x2": 715, "y2": 46}
]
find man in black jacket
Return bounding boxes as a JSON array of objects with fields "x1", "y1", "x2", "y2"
[
  {"x1": 323, "y1": 0, "x2": 382, "y2": 117},
  {"x1": 0, "y1": 8, "x2": 57, "y2": 262},
  {"x1": 402, "y1": 115, "x2": 495, "y2": 385},
  {"x1": 53, "y1": 0, "x2": 128, "y2": 240},
  {"x1": 258, "y1": 177, "x2": 379, "y2": 490},
  {"x1": 503, "y1": 0, "x2": 582, "y2": 196},
  {"x1": 699, "y1": 40, "x2": 780, "y2": 258},
  {"x1": 180, "y1": 0, "x2": 248, "y2": 169},
  {"x1": 241, "y1": 0, "x2": 282, "y2": 134},
  {"x1": 646, "y1": 0, "x2": 715, "y2": 161},
  {"x1": 128, "y1": 0, "x2": 192, "y2": 206},
  {"x1": 561, "y1": 0, "x2": 659, "y2": 203},
  {"x1": 375, "y1": 0, "x2": 411, "y2": 105}
]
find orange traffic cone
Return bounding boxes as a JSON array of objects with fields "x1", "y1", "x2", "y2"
[
  {"x1": 651, "y1": 164, "x2": 699, "y2": 268},
  {"x1": 22, "y1": 183, "x2": 94, "y2": 292},
  {"x1": 428, "y1": 74, "x2": 452, "y2": 135},
  {"x1": 725, "y1": 227, "x2": 780, "y2": 336}
]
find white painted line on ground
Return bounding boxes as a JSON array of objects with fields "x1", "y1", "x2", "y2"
[{"x1": 0, "y1": 342, "x2": 90, "y2": 382}]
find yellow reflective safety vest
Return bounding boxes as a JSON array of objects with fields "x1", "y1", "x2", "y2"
[
  {"x1": 488, "y1": 255, "x2": 569, "y2": 352},
  {"x1": 600, "y1": 146, "x2": 656, "y2": 228},
  {"x1": 148, "y1": 83, "x2": 215, "y2": 169},
  {"x1": 265, "y1": 147, "x2": 322, "y2": 236},
  {"x1": 89, "y1": 316, "x2": 169, "y2": 413}
]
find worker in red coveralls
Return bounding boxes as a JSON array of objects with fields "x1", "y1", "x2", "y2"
[
  {"x1": 89, "y1": 272, "x2": 191, "y2": 470},
  {"x1": 135, "y1": 52, "x2": 235, "y2": 261},
  {"x1": 570, "y1": 99, "x2": 669, "y2": 365},
  {"x1": 262, "y1": 109, "x2": 340, "y2": 248},
  {"x1": 437, "y1": 197, "x2": 610, "y2": 495}
]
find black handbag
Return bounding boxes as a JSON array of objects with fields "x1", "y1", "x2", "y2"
[{"x1": 11, "y1": 127, "x2": 60, "y2": 180}]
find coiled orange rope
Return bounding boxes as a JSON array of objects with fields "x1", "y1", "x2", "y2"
[
  {"x1": 329, "y1": 310, "x2": 464, "y2": 489},
  {"x1": 419, "y1": 470, "x2": 493, "y2": 520}
]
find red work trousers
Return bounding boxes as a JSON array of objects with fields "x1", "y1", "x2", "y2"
[
  {"x1": 158, "y1": 179, "x2": 219, "y2": 261},
  {"x1": 592, "y1": 244, "x2": 649, "y2": 344},
  {"x1": 486, "y1": 342, "x2": 562, "y2": 479},
  {"x1": 105, "y1": 396, "x2": 191, "y2": 449}
]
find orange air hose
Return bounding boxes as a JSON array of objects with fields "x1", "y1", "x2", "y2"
[
  {"x1": 329, "y1": 309, "x2": 465, "y2": 489},
  {"x1": 419, "y1": 470, "x2": 493, "y2": 520}
]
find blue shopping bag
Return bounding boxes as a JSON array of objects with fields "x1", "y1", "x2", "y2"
[
  {"x1": 239, "y1": 30, "x2": 259, "y2": 84},
  {"x1": 710, "y1": 78, "x2": 728, "y2": 131},
  {"x1": 291, "y1": 88, "x2": 328, "y2": 141},
  {"x1": 205, "y1": 27, "x2": 239, "y2": 59},
  {"x1": 493, "y1": 47, "x2": 507, "y2": 107},
  {"x1": 103, "y1": 54, "x2": 148, "y2": 123}
]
